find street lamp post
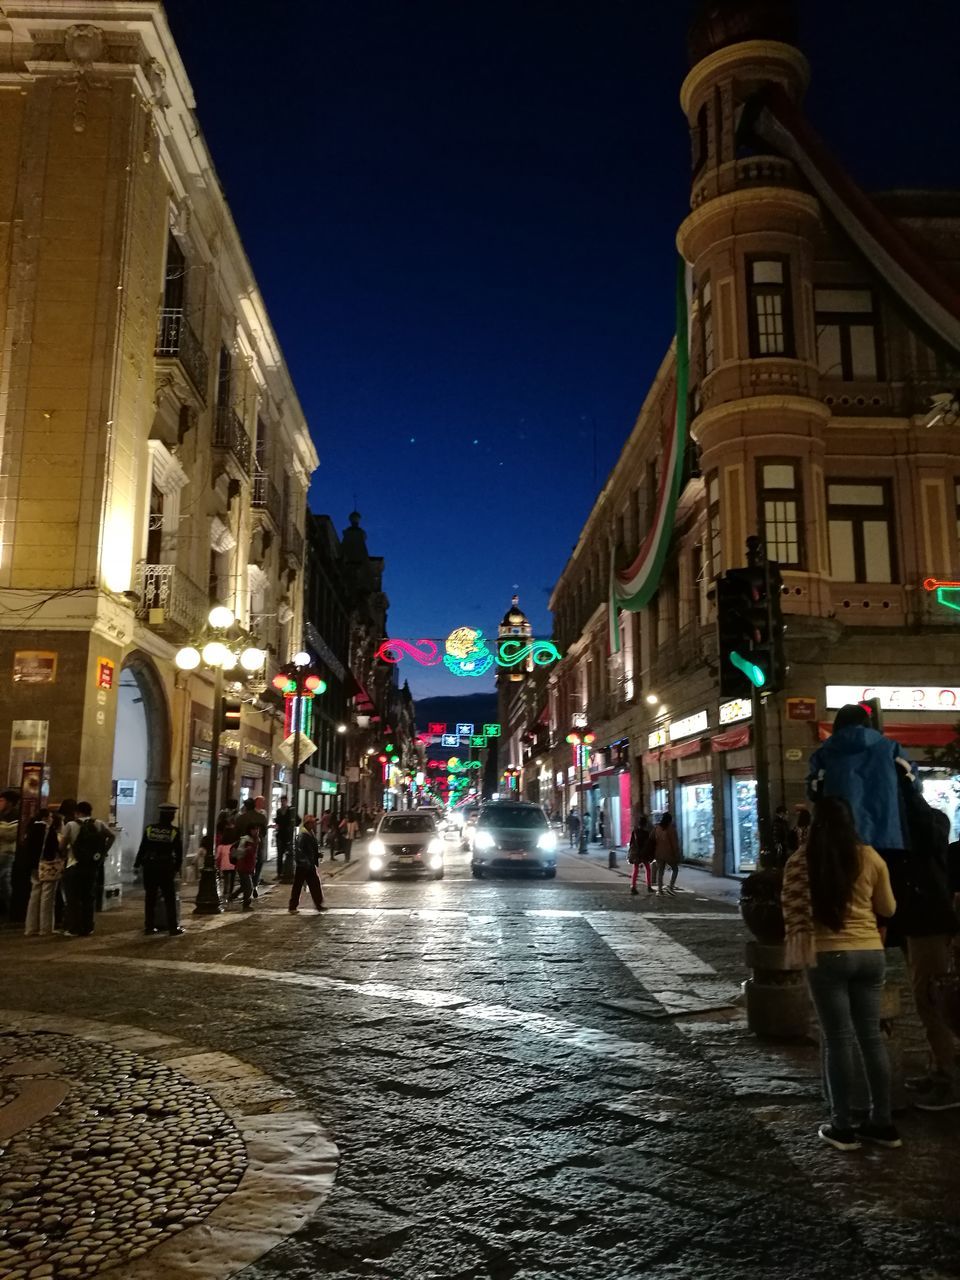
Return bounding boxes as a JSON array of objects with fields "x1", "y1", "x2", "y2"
[
  {"x1": 565, "y1": 729, "x2": 595, "y2": 855},
  {"x1": 176, "y1": 606, "x2": 266, "y2": 916},
  {"x1": 271, "y1": 651, "x2": 326, "y2": 881}
]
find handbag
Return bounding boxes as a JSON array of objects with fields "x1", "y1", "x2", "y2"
[{"x1": 38, "y1": 857, "x2": 64, "y2": 882}]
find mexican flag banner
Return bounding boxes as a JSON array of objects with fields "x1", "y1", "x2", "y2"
[{"x1": 609, "y1": 255, "x2": 692, "y2": 653}]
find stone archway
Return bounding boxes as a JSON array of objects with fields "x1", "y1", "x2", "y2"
[{"x1": 116, "y1": 650, "x2": 172, "y2": 835}]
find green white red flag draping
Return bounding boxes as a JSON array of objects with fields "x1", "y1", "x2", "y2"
[
  {"x1": 742, "y1": 85, "x2": 960, "y2": 363},
  {"x1": 609, "y1": 255, "x2": 692, "y2": 654}
]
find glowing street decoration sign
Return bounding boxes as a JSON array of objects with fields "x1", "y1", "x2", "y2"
[
  {"x1": 496, "y1": 639, "x2": 562, "y2": 668},
  {"x1": 428, "y1": 722, "x2": 447, "y2": 735},
  {"x1": 924, "y1": 576, "x2": 960, "y2": 613},
  {"x1": 483, "y1": 723, "x2": 501, "y2": 737},
  {"x1": 375, "y1": 632, "x2": 562, "y2": 676},
  {"x1": 469, "y1": 735, "x2": 487, "y2": 748},
  {"x1": 456, "y1": 723, "x2": 475, "y2": 736},
  {"x1": 441, "y1": 734, "x2": 458, "y2": 747},
  {"x1": 376, "y1": 638, "x2": 441, "y2": 666}
]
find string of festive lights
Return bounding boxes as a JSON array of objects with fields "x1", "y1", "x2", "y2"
[{"x1": 374, "y1": 629, "x2": 562, "y2": 673}]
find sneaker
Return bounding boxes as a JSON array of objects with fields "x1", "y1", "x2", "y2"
[
  {"x1": 288, "y1": 908, "x2": 299, "y2": 914},
  {"x1": 630, "y1": 886, "x2": 639, "y2": 896},
  {"x1": 666, "y1": 887, "x2": 677, "y2": 895},
  {"x1": 905, "y1": 1071, "x2": 942, "y2": 1093},
  {"x1": 144, "y1": 928, "x2": 159, "y2": 935},
  {"x1": 914, "y1": 1081, "x2": 960, "y2": 1112},
  {"x1": 168, "y1": 927, "x2": 185, "y2": 936},
  {"x1": 818, "y1": 1124, "x2": 861, "y2": 1151},
  {"x1": 647, "y1": 885, "x2": 655, "y2": 894},
  {"x1": 855, "y1": 1122, "x2": 902, "y2": 1148}
]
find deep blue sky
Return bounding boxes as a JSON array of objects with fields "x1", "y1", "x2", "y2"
[{"x1": 163, "y1": 0, "x2": 959, "y2": 698}]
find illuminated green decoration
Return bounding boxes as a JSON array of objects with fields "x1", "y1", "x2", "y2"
[
  {"x1": 469, "y1": 735, "x2": 487, "y2": 748},
  {"x1": 924, "y1": 577, "x2": 960, "y2": 613},
  {"x1": 495, "y1": 639, "x2": 561, "y2": 669},
  {"x1": 483, "y1": 723, "x2": 501, "y2": 737},
  {"x1": 443, "y1": 627, "x2": 494, "y2": 678}
]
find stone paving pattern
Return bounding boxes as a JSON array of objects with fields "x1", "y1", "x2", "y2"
[{"x1": 0, "y1": 845, "x2": 957, "y2": 1279}]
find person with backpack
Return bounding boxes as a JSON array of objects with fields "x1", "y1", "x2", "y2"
[
  {"x1": 888, "y1": 761, "x2": 960, "y2": 1112},
  {"x1": 135, "y1": 803, "x2": 184, "y2": 936},
  {"x1": 782, "y1": 795, "x2": 899, "y2": 1152},
  {"x1": 61, "y1": 801, "x2": 114, "y2": 937},
  {"x1": 288, "y1": 814, "x2": 326, "y2": 913},
  {"x1": 628, "y1": 813, "x2": 655, "y2": 895}
]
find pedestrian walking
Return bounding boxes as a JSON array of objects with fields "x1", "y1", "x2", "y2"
[
  {"x1": 653, "y1": 813, "x2": 681, "y2": 893},
  {"x1": 782, "y1": 795, "x2": 900, "y2": 1152},
  {"x1": 342, "y1": 811, "x2": 359, "y2": 862},
  {"x1": 628, "y1": 814, "x2": 655, "y2": 895},
  {"x1": 789, "y1": 809, "x2": 811, "y2": 854},
  {"x1": 234, "y1": 798, "x2": 267, "y2": 896},
  {"x1": 232, "y1": 827, "x2": 258, "y2": 910},
  {"x1": 887, "y1": 765, "x2": 960, "y2": 1111},
  {"x1": 51, "y1": 799, "x2": 75, "y2": 931},
  {"x1": 61, "y1": 801, "x2": 114, "y2": 937},
  {"x1": 135, "y1": 803, "x2": 184, "y2": 936},
  {"x1": 0, "y1": 788, "x2": 21, "y2": 919},
  {"x1": 566, "y1": 809, "x2": 581, "y2": 849},
  {"x1": 288, "y1": 815, "x2": 326, "y2": 913},
  {"x1": 274, "y1": 795, "x2": 296, "y2": 879},
  {"x1": 24, "y1": 810, "x2": 63, "y2": 937}
]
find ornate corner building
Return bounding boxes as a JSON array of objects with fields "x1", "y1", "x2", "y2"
[
  {"x1": 547, "y1": 1, "x2": 960, "y2": 875},
  {"x1": 0, "y1": 3, "x2": 317, "y2": 854}
]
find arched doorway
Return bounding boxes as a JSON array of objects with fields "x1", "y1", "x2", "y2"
[{"x1": 111, "y1": 652, "x2": 172, "y2": 877}]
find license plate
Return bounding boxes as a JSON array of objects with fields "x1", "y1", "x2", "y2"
[
  {"x1": 507, "y1": 852, "x2": 525, "y2": 859},
  {"x1": 398, "y1": 856, "x2": 414, "y2": 864}
]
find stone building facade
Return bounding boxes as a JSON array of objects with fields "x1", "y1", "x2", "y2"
[
  {"x1": 547, "y1": 4, "x2": 960, "y2": 875},
  {"x1": 0, "y1": 2, "x2": 317, "y2": 858}
]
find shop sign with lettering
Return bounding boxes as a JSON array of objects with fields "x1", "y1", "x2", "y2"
[
  {"x1": 648, "y1": 727, "x2": 668, "y2": 748},
  {"x1": 669, "y1": 710, "x2": 708, "y2": 742},
  {"x1": 786, "y1": 697, "x2": 817, "y2": 721},
  {"x1": 825, "y1": 685, "x2": 960, "y2": 712},
  {"x1": 719, "y1": 699, "x2": 751, "y2": 725}
]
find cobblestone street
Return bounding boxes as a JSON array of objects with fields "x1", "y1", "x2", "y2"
[{"x1": 1, "y1": 844, "x2": 958, "y2": 1279}]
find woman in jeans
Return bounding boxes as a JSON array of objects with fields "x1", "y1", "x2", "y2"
[{"x1": 783, "y1": 796, "x2": 899, "y2": 1151}]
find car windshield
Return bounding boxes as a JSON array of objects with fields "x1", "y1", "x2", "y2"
[
  {"x1": 380, "y1": 816, "x2": 435, "y2": 834},
  {"x1": 479, "y1": 807, "x2": 546, "y2": 830}
]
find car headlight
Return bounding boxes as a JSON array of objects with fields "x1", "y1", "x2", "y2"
[
  {"x1": 369, "y1": 838, "x2": 385, "y2": 857},
  {"x1": 430, "y1": 855, "x2": 443, "y2": 870},
  {"x1": 369, "y1": 856, "x2": 383, "y2": 872},
  {"x1": 537, "y1": 831, "x2": 557, "y2": 852},
  {"x1": 473, "y1": 831, "x2": 494, "y2": 852},
  {"x1": 428, "y1": 838, "x2": 443, "y2": 854}
]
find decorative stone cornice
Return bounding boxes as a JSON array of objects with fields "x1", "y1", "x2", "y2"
[{"x1": 680, "y1": 39, "x2": 810, "y2": 116}]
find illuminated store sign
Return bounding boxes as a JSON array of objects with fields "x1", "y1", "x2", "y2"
[
  {"x1": 669, "y1": 710, "x2": 708, "y2": 742},
  {"x1": 825, "y1": 686, "x2": 960, "y2": 711},
  {"x1": 719, "y1": 699, "x2": 751, "y2": 725}
]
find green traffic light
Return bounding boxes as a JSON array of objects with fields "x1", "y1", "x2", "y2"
[{"x1": 730, "y1": 650, "x2": 766, "y2": 689}]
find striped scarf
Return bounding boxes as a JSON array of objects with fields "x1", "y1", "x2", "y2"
[{"x1": 782, "y1": 850, "x2": 817, "y2": 969}]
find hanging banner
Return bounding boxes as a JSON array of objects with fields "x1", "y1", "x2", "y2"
[{"x1": 610, "y1": 255, "x2": 691, "y2": 652}]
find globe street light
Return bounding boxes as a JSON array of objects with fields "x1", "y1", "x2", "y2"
[
  {"x1": 565, "y1": 730, "x2": 595, "y2": 854},
  {"x1": 176, "y1": 607, "x2": 264, "y2": 915}
]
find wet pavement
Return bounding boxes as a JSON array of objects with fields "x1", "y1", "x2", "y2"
[{"x1": 0, "y1": 839, "x2": 957, "y2": 1279}]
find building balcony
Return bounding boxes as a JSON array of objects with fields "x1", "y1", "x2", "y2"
[
  {"x1": 250, "y1": 611, "x2": 280, "y2": 655},
  {"x1": 135, "y1": 563, "x2": 209, "y2": 640},
  {"x1": 213, "y1": 403, "x2": 252, "y2": 476},
  {"x1": 155, "y1": 308, "x2": 209, "y2": 404},
  {"x1": 252, "y1": 472, "x2": 284, "y2": 530},
  {"x1": 282, "y1": 523, "x2": 304, "y2": 567}
]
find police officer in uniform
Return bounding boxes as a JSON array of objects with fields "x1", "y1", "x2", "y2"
[{"x1": 135, "y1": 802, "x2": 184, "y2": 936}]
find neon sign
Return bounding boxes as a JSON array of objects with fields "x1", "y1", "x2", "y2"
[
  {"x1": 483, "y1": 723, "x2": 501, "y2": 737},
  {"x1": 496, "y1": 639, "x2": 562, "y2": 668},
  {"x1": 375, "y1": 631, "x2": 562, "y2": 674},
  {"x1": 924, "y1": 577, "x2": 960, "y2": 613},
  {"x1": 376, "y1": 638, "x2": 441, "y2": 666}
]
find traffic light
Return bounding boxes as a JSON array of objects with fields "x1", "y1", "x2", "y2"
[
  {"x1": 716, "y1": 562, "x2": 785, "y2": 697},
  {"x1": 221, "y1": 695, "x2": 242, "y2": 728}
]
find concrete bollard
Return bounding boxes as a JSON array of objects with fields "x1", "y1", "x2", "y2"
[{"x1": 743, "y1": 940, "x2": 810, "y2": 1040}]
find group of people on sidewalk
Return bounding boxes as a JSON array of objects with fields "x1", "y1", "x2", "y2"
[
  {"x1": 18, "y1": 798, "x2": 116, "y2": 938},
  {"x1": 780, "y1": 702, "x2": 960, "y2": 1151},
  {"x1": 627, "y1": 813, "x2": 682, "y2": 894}
]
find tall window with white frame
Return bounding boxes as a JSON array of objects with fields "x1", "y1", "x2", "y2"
[
  {"x1": 746, "y1": 257, "x2": 794, "y2": 358},
  {"x1": 827, "y1": 481, "x2": 896, "y2": 584},
  {"x1": 758, "y1": 462, "x2": 803, "y2": 568},
  {"x1": 700, "y1": 276, "x2": 714, "y2": 376},
  {"x1": 815, "y1": 287, "x2": 881, "y2": 380}
]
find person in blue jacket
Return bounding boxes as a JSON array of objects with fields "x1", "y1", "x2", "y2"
[{"x1": 806, "y1": 703, "x2": 914, "y2": 852}]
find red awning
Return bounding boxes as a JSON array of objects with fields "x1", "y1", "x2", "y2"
[
  {"x1": 712, "y1": 725, "x2": 751, "y2": 753},
  {"x1": 664, "y1": 737, "x2": 707, "y2": 760},
  {"x1": 816, "y1": 721, "x2": 958, "y2": 747}
]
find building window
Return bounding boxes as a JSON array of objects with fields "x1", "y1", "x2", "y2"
[
  {"x1": 758, "y1": 462, "x2": 803, "y2": 568},
  {"x1": 827, "y1": 481, "x2": 896, "y2": 583},
  {"x1": 707, "y1": 472, "x2": 721, "y2": 577},
  {"x1": 701, "y1": 277, "x2": 714, "y2": 375},
  {"x1": 691, "y1": 103, "x2": 708, "y2": 175},
  {"x1": 163, "y1": 235, "x2": 186, "y2": 312},
  {"x1": 217, "y1": 344, "x2": 232, "y2": 406},
  {"x1": 746, "y1": 257, "x2": 794, "y2": 357},
  {"x1": 815, "y1": 288, "x2": 880, "y2": 380}
]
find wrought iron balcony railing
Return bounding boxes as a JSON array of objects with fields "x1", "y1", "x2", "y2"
[
  {"x1": 155, "y1": 308, "x2": 209, "y2": 403},
  {"x1": 135, "y1": 563, "x2": 209, "y2": 638},
  {"x1": 252, "y1": 472, "x2": 284, "y2": 529},
  {"x1": 213, "y1": 402, "x2": 252, "y2": 475}
]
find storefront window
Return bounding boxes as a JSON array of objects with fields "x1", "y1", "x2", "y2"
[
  {"x1": 731, "y1": 777, "x2": 759, "y2": 873},
  {"x1": 650, "y1": 784, "x2": 669, "y2": 818},
  {"x1": 681, "y1": 782, "x2": 713, "y2": 862}
]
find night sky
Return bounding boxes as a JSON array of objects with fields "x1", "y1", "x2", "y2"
[{"x1": 162, "y1": 0, "x2": 959, "y2": 698}]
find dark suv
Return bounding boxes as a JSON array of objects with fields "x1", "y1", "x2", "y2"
[{"x1": 470, "y1": 802, "x2": 557, "y2": 878}]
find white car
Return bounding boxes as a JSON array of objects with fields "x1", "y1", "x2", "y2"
[{"x1": 368, "y1": 812, "x2": 445, "y2": 880}]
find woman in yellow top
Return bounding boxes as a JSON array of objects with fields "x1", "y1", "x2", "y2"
[{"x1": 782, "y1": 795, "x2": 898, "y2": 1152}]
